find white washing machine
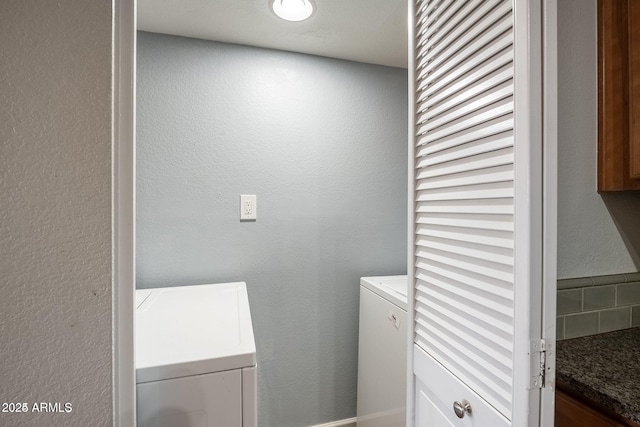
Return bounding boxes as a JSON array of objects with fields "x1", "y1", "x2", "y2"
[
  {"x1": 135, "y1": 282, "x2": 257, "y2": 427},
  {"x1": 356, "y1": 275, "x2": 408, "y2": 427}
]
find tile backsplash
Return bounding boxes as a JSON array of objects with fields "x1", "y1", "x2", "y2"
[{"x1": 557, "y1": 272, "x2": 640, "y2": 340}]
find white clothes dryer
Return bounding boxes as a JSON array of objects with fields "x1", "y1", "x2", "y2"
[
  {"x1": 135, "y1": 282, "x2": 257, "y2": 427},
  {"x1": 356, "y1": 275, "x2": 408, "y2": 427}
]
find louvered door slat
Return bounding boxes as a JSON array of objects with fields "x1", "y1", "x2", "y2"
[
  {"x1": 415, "y1": 297, "x2": 512, "y2": 369},
  {"x1": 417, "y1": 97, "x2": 513, "y2": 144},
  {"x1": 418, "y1": 67, "x2": 513, "y2": 124},
  {"x1": 416, "y1": 2, "x2": 471, "y2": 51},
  {"x1": 417, "y1": 11, "x2": 512, "y2": 95},
  {"x1": 417, "y1": 131, "x2": 513, "y2": 167},
  {"x1": 416, "y1": 267, "x2": 513, "y2": 318},
  {"x1": 417, "y1": 2, "x2": 511, "y2": 77},
  {"x1": 417, "y1": 198, "x2": 514, "y2": 215},
  {"x1": 411, "y1": 0, "x2": 516, "y2": 421},
  {"x1": 417, "y1": 163, "x2": 513, "y2": 190},
  {"x1": 416, "y1": 212, "x2": 513, "y2": 232},
  {"x1": 416, "y1": 247, "x2": 512, "y2": 283},
  {"x1": 414, "y1": 306, "x2": 512, "y2": 384},
  {"x1": 418, "y1": 147, "x2": 513, "y2": 180},
  {"x1": 417, "y1": 233, "x2": 513, "y2": 264},
  {"x1": 417, "y1": 28, "x2": 513, "y2": 96},
  {"x1": 416, "y1": 114, "x2": 513, "y2": 155},
  {"x1": 416, "y1": 0, "x2": 445, "y2": 31},
  {"x1": 416, "y1": 180, "x2": 513, "y2": 202},
  {"x1": 414, "y1": 305, "x2": 512, "y2": 417},
  {"x1": 417, "y1": 0, "x2": 498, "y2": 62},
  {"x1": 416, "y1": 223, "x2": 513, "y2": 250},
  {"x1": 419, "y1": 82, "x2": 513, "y2": 135},
  {"x1": 415, "y1": 259, "x2": 513, "y2": 301}
]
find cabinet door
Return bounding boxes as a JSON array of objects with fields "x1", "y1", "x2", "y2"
[
  {"x1": 414, "y1": 348, "x2": 509, "y2": 427},
  {"x1": 415, "y1": 378, "x2": 456, "y2": 427},
  {"x1": 555, "y1": 390, "x2": 628, "y2": 427},
  {"x1": 408, "y1": 0, "x2": 556, "y2": 426},
  {"x1": 628, "y1": 0, "x2": 640, "y2": 179},
  {"x1": 598, "y1": 0, "x2": 640, "y2": 190}
]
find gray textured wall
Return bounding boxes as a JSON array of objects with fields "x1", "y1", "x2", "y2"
[
  {"x1": 557, "y1": 0, "x2": 640, "y2": 279},
  {"x1": 0, "y1": 0, "x2": 113, "y2": 425},
  {"x1": 136, "y1": 32, "x2": 407, "y2": 426}
]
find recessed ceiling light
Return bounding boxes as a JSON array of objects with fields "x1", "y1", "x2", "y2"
[{"x1": 271, "y1": 0, "x2": 314, "y2": 22}]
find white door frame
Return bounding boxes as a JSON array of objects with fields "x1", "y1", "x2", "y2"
[
  {"x1": 113, "y1": 0, "x2": 137, "y2": 425},
  {"x1": 112, "y1": 0, "x2": 556, "y2": 425},
  {"x1": 512, "y1": 0, "x2": 544, "y2": 423},
  {"x1": 513, "y1": 0, "x2": 558, "y2": 424},
  {"x1": 540, "y1": 0, "x2": 558, "y2": 425}
]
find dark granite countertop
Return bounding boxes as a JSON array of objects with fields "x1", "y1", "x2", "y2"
[{"x1": 556, "y1": 327, "x2": 640, "y2": 424}]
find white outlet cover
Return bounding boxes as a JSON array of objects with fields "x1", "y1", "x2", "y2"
[{"x1": 240, "y1": 195, "x2": 256, "y2": 221}]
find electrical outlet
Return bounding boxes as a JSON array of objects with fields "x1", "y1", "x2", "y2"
[{"x1": 240, "y1": 195, "x2": 256, "y2": 221}]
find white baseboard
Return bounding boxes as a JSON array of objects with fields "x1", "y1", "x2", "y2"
[{"x1": 308, "y1": 417, "x2": 357, "y2": 427}]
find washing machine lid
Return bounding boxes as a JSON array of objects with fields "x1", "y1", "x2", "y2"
[
  {"x1": 360, "y1": 275, "x2": 408, "y2": 310},
  {"x1": 135, "y1": 282, "x2": 256, "y2": 384}
]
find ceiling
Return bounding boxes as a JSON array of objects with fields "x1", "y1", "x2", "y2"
[{"x1": 137, "y1": 0, "x2": 408, "y2": 68}]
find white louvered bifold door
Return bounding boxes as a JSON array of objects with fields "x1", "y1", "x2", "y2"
[{"x1": 408, "y1": 0, "x2": 556, "y2": 426}]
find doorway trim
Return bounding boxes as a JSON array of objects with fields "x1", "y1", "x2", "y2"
[{"x1": 113, "y1": 0, "x2": 136, "y2": 425}]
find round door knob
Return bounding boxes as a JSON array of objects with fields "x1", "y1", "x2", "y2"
[{"x1": 453, "y1": 400, "x2": 472, "y2": 419}]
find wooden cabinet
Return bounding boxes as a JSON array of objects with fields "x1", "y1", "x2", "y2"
[
  {"x1": 555, "y1": 388, "x2": 640, "y2": 427},
  {"x1": 628, "y1": 0, "x2": 640, "y2": 180},
  {"x1": 598, "y1": 0, "x2": 640, "y2": 191}
]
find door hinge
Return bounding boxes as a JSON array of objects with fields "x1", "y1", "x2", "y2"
[{"x1": 530, "y1": 339, "x2": 547, "y2": 389}]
